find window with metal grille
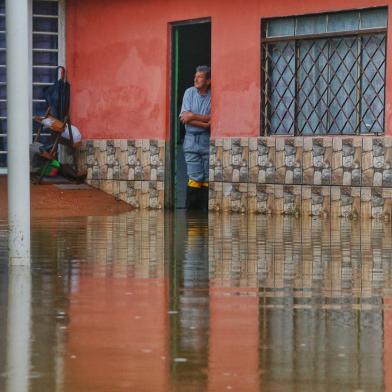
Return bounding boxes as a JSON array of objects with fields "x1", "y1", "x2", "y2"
[
  {"x1": 0, "y1": 0, "x2": 65, "y2": 172},
  {"x1": 261, "y1": 8, "x2": 387, "y2": 136}
]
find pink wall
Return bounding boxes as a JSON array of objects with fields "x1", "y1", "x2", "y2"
[{"x1": 67, "y1": 0, "x2": 392, "y2": 140}]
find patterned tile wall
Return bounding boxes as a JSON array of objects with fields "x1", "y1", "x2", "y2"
[
  {"x1": 78, "y1": 139, "x2": 165, "y2": 209},
  {"x1": 79, "y1": 135, "x2": 392, "y2": 218},
  {"x1": 275, "y1": 137, "x2": 303, "y2": 184},
  {"x1": 249, "y1": 137, "x2": 275, "y2": 183},
  {"x1": 303, "y1": 137, "x2": 332, "y2": 185},
  {"x1": 209, "y1": 136, "x2": 392, "y2": 219},
  {"x1": 222, "y1": 138, "x2": 248, "y2": 183},
  {"x1": 331, "y1": 138, "x2": 362, "y2": 186}
]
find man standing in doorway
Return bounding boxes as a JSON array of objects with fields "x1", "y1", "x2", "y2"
[{"x1": 180, "y1": 65, "x2": 211, "y2": 210}]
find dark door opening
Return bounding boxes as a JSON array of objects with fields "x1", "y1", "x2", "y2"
[{"x1": 168, "y1": 20, "x2": 211, "y2": 209}]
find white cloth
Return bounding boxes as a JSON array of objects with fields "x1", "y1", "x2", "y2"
[
  {"x1": 61, "y1": 125, "x2": 81, "y2": 143},
  {"x1": 41, "y1": 117, "x2": 56, "y2": 128}
]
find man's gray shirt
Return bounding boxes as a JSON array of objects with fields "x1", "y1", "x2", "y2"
[{"x1": 180, "y1": 87, "x2": 211, "y2": 135}]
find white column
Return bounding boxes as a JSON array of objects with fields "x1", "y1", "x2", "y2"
[
  {"x1": 6, "y1": 267, "x2": 32, "y2": 392},
  {"x1": 6, "y1": 0, "x2": 32, "y2": 265}
]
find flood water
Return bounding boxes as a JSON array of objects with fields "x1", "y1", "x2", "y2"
[{"x1": 0, "y1": 211, "x2": 392, "y2": 391}]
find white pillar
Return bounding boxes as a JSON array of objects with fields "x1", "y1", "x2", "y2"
[
  {"x1": 6, "y1": 267, "x2": 32, "y2": 392},
  {"x1": 6, "y1": 0, "x2": 32, "y2": 265}
]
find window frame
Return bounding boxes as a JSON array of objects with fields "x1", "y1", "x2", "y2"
[
  {"x1": 260, "y1": 8, "x2": 388, "y2": 137},
  {"x1": 0, "y1": 0, "x2": 66, "y2": 174}
]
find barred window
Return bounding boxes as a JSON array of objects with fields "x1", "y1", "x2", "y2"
[
  {"x1": 261, "y1": 8, "x2": 387, "y2": 136},
  {"x1": 0, "y1": 0, "x2": 65, "y2": 172}
]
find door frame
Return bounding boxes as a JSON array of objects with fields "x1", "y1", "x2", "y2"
[{"x1": 165, "y1": 17, "x2": 211, "y2": 209}]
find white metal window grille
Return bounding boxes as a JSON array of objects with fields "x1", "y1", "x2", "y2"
[
  {"x1": 261, "y1": 8, "x2": 388, "y2": 136},
  {"x1": 0, "y1": 0, "x2": 65, "y2": 172}
]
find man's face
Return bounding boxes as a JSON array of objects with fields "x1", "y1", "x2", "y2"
[{"x1": 194, "y1": 71, "x2": 210, "y2": 90}]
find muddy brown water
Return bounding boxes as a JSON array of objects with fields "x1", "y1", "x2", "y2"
[{"x1": 0, "y1": 212, "x2": 391, "y2": 391}]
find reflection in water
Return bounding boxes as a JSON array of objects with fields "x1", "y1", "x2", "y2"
[
  {"x1": 6, "y1": 267, "x2": 31, "y2": 392},
  {"x1": 0, "y1": 212, "x2": 392, "y2": 391},
  {"x1": 208, "y1": 214, "x2": 260, "y2": 392},
  {"x1": 170, "y1": 212, "x2": 209, "y2": 391},
  {"x1": 209, "y1": 215, "x2": 391, "y2": 391},
  {"x1": 64, "y1": 213, "x2": 168, "y2": 392}
]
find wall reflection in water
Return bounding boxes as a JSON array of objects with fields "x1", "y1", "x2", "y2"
[
  {"x1": 209, "y1": 215, "x2": 392, "y2": 391},
  {"x1": 63, "y1": 212, "x2": 169, "y2": 392},
  {"x1": 0, "y1": 212, "x2": 392, "y2": 391}
]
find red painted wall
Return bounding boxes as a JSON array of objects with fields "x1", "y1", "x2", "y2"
[{"x1": 67, "y1": 0, "x2": 392, "y2": 139}]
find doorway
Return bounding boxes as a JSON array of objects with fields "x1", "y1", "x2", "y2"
[{"x1": 168, "y1": 19, "x2": 211, "y2": 209}]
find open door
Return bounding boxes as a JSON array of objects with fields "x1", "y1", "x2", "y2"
[{"x1": 168, "y1": 20, "x2": 211, "y2": 209}]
